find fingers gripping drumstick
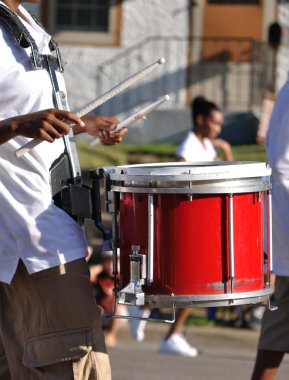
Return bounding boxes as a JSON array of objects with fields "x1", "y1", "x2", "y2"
[
  {"x1": 14, "y1": 57, "x2": 166, "y2": 158},
  {"x1": 90, "y1": 95, "x2": 170, "y2": 147}
]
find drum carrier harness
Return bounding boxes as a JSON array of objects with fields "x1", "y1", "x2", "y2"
[{"x1": 0, "y1": 4, "x2": 110, "y2": 241}]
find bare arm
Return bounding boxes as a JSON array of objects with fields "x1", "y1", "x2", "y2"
[
  {"x1": 0, "y1": 110, "x2": 128, "y2": 147},
  {"x1": 0, "y1": 109, "x2": 85, "y2": 145},
  {"x1": 89, "y1": 264, "x2": 104, "y2": 284},
  {"x1": 175, "y1": 156, "x2": 186, "y2": 162},
  {"x1": 212, "y1": 138, "x2": 233, "y2": 161}
]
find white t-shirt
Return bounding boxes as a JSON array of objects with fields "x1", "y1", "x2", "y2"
[
  {"x1": 0, "y1": 3, "x2": 87, "y2": 284},
  {"x1": 266, "y1": 76, "x2": 289, "y2": 276},
  {"x1": 176, "y1": 131, "x2": 216, "y2": 162}
]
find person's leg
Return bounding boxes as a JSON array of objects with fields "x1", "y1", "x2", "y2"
[
  {"x1": 164, "y1": 308, "x2": 191, "y2": 339},
  {"x1": 128, "y1": 306, "x2": 151, "y2": 342},
  {"x1": 104, "y1": 305, "x2": 127, "y2": 347},
  {"x1": 251, "y1": 276, "x2": 289, "y2": 380},
  {"x1": 250, "y1": 349, "x2": 284, "y2": 380},
  {"x1": 159, "y1": 308, "x2": 198, "y2": 357},
  {"x1": 0, "y1": 259, "x2": 111, "y2": 380}
]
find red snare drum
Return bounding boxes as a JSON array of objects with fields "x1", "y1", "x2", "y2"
[{"x1": 107, "y1": 162, "x2": 272, "y2": 307}]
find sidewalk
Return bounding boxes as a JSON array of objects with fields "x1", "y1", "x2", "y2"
[{"x1": 108, "y1": 322, "x2": 289, "y2": 380}]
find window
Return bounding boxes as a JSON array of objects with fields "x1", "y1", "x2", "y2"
[{"x1": 42, "y1": 0, "x2": 121, "y2": 46}]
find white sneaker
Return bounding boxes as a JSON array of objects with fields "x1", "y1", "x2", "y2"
[
  {"x1": 128, "y1": 306, "x2": 150, "y2": 342},
  {"x1": 159, "y1": 333, "x2": 198, "y2": 357}
]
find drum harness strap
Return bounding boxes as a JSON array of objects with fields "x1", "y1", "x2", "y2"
[{"x1": 0, "y1": 5, "x2": 111, "y2": 239}]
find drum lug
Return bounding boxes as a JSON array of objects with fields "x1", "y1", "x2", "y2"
[
  {"x1": 228, "y1": 193, "x2": 235, "y2": 293},
  {"x1": 117, "y1": 245, "x2": 147, "y2": 306}
]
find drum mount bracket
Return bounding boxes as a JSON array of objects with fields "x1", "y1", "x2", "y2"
[{"x1": 117, "y1": 245, "x2": 147, "y2": 306}]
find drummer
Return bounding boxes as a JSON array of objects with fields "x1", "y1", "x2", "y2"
[{"x1": 0, "y1": 1, "x2": 127, "y2": 378}]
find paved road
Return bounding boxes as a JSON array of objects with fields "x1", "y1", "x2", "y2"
[{"x1": 108, "y1": 322, "x2": 289, "y2": 380}]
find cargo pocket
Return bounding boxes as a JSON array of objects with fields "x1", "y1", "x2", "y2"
[{"x1": 23, "y1": 327, "x2": 92, "y2": 368}]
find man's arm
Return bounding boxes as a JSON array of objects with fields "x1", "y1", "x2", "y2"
[{"x1": 0, "y1": 109, "x2": 85, "y2": 145}]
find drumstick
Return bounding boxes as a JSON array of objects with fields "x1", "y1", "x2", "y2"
[
  {"x1": 90, "y1": 95, "x2": 170, "y2": 147},
  {"x1": 14, "y1": 57, "x2": 166, "y2": 158}
]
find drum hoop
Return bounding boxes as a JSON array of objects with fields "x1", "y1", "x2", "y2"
[
  {"x1": 110, "y1": 161, "x2": 271, "y2": 182},
  {"x1": 110, "y1": 175, "x2": 271, "y2": 194},
  {"x1": 145, "y1": 287, "x2": 272, "y2": 307},
  {"x1": 115, "y1": 161, "x2": 265, "y2": 170},
  {"x1": 110, "y1": 171, "x2": 271, "y2": 182},
  {"x1": 110, "y1": 183, "x2": 271, "y2": 194},
  {"x1": 110, "y1": 171, "x2": 271, "y2": 185}
]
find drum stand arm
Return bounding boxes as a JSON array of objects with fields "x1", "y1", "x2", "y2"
[{"x1": 111, "y1": 297, "x2": 176, "y2": 324}]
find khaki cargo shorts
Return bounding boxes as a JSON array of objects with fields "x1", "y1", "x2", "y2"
[{"x1": 0, "y1": 258, "x2": 111, "y2": 380}]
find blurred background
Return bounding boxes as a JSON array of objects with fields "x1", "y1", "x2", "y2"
[{"x1": 25, "y1": 0, "x2": 287, "y2": 156}]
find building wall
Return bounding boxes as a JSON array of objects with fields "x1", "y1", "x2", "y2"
[
  {"x1": 276, "y1": 1, "x2": 289, "y2": 92},
  {"x1": 57, "y1": 1, "x2": 189, "y2": 113},
  {"x1": 25, "y1": 1, "x2": 189, "y2": 112},
  {"x1": 23, "y1": 1, "x2": 287, "y2": 145},
  {"x1": 23, "y1": 3, "x2": 40, "y2": 17},
  {"x1": 121, "y1": 0, "x2": 188, "y2": 47}
]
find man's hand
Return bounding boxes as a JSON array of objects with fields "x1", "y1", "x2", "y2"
[
  {"x1": 0, "y1": 109, "x2": 86, "y2": 145},
  {"x1": 76, "y1": 115, "x2": 128, "y2": 145}
]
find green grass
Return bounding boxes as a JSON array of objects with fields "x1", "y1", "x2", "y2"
[
  {"x1": 77, "y1": 141, "x2": 267, "y2": 169},
  {"x1": 231, "y1": 144, "x2": 267, "y2": 162}
]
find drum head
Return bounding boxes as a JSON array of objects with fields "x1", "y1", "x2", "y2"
[{"x1": 108, "y1": 161, "x2": 271, "y2": 194}]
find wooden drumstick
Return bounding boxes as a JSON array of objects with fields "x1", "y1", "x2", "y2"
[
  {"x1": 90, "y1": 95, "x2": 170, "y2": 147},
  {"x1": 14, "y1": 57, "x2": 166, "y2": 158}
]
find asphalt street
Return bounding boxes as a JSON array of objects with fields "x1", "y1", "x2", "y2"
[{"x1": 108, "y1": 322, "x2": 289, "y2": 380}]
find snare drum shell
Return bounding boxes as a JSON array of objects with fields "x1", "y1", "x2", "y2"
[{"x1": 118, "y1": 191, "x2": 264, "y2": 296}]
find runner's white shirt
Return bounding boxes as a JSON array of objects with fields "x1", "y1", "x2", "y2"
[
  {"x1": 176, "y1": 131, "x2": 217, "y2": 162},
  {"x1": 0, "y1": 3, "x2": 87, "y2": 284},
  {"x1": 266, "y1": 75, "x2": 289, "y2": 276}
]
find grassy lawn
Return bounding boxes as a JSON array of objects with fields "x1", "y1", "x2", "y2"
[
  {"x1": 77, "y1": 141, "x2": 267, "y2": 169},
  {"x1": 230, "y1": 144, "x2": 267, "y2": 163}
]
